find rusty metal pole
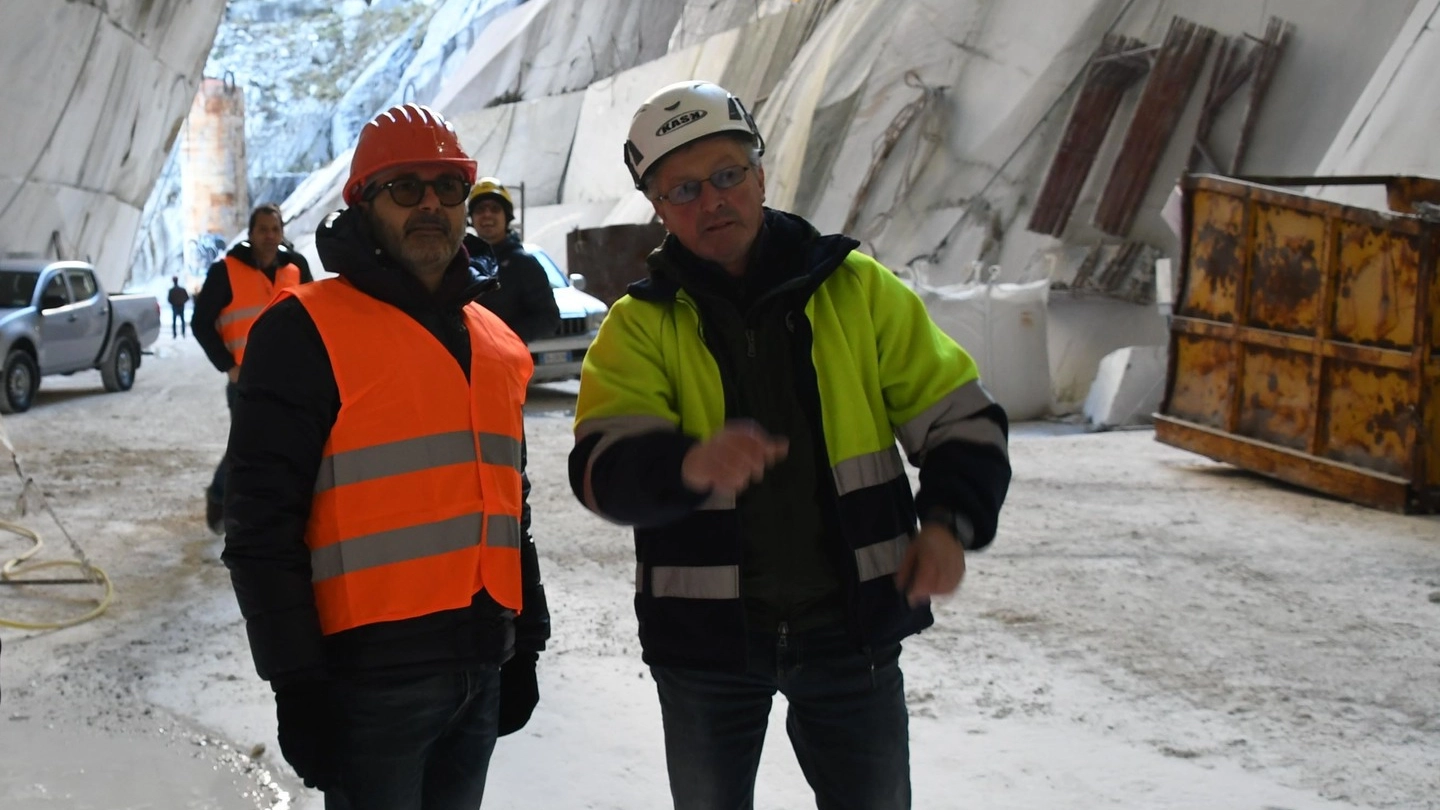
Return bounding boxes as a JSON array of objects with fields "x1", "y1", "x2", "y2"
[{"x1": 179, "y1": 72, "x2": 249, "y2": 267}]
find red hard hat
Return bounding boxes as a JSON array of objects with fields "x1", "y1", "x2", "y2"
[{"x1": 343, "y1": 104, "x2": 477, "y2": 205}]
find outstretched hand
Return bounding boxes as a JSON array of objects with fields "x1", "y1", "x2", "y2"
[{"x1": 681, "y1": 420, "x2": 788, "y2": 497}]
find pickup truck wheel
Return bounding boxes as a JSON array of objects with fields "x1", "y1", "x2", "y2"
[
  {"x1": 101, "y1": 335, "x2": 138, "y2": 393},
  {"x1": 0, "y1": 350, "x2": 38, "y2": 414}
]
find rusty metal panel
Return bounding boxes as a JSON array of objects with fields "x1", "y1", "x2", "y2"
[
  {"x1": 1093, "y1": 17, "x2": 1215, "y2": 236},
  {"x1": 1236, "y1": 346, "x2": 1312, "y2": 451},
  {"x1": 1166, "y1": 334, "x2": 1233, "y2": 428},
  {"x1": 1154, "y1": 416, "x2": 1413, "y2": 512},
  {"x1": 1432, "y1": 253, "x2": 1440, "y2": 353},
  {"x1": 1161, "y1": 174, "x2": 1440, "y2": 513},
  {"x1": 1028, "y1": 34, "x2": 1148, "y2": 237},
  {"x1": 1334, "y1": 223, "x2": 1420, "y2": 350},
  {"x1": 1428, "y1": 369, "x2": 1440, "y2": 487},
  {"x1": 1181, "y1": 188, "x2": 1244, "y2": 322},
  {"x1": 1248, "y1": 204, "x2": 1324, "y2": 335},
  {"x1": 1320, "y1": 361, "x2": 1414, "y2": 477}
]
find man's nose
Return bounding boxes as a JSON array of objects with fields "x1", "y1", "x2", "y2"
[
  {"x1": 417, "y1": 184, "x2": 443, "y2": 210},
  {"x1": 696, "y1": 179, "x2": 726, "y2": 211}
]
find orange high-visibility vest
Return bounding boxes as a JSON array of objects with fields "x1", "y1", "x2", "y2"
[
  {"x1": 217, "y1": 256, "x2": 302, "y2": 365},
  {"x1": 279, "y1": 278, "x2": 533, "y2": 635}
]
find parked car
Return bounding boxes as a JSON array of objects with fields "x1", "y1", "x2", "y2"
[
  {"x1": 525, "y1": 244, "x2": 607, "y2": 383},
  {"x1": 0, "y1": 258, "x2": 161, "y2": 413}
]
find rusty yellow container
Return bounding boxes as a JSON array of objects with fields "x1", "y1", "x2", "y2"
[{"x1": 1156, "y1": 174, "x2": 1440, "y2": 513}]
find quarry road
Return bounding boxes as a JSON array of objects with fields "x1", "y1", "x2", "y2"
[{"x1": 1, "y1": 333, "x2": 1437, "y2": 810}]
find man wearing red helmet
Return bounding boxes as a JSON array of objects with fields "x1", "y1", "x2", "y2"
[
  {"x1": 572, "y1": 81, "x2": 1011, "y2": 809},
  {"x1": 221, "y1": 104, "x2": 549, "y2": 809}
]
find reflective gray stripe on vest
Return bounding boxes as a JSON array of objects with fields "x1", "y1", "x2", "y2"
[
  {"x1": 216, "y1": 305, "x2": 265, "y2": 329},
  {"x1": 896, "y1": 380, "x2": 1006, "y2": 465},
  {"x1": 311, "y1": 511, "x2": 483, "y2": 582},
  {"x1": 854, "y1": 534, "x2": 910, "y2": 582},
  {"x1": 485, "y1": 513, "x2": 522, "y2": 549},
  {"x1": 224, "y1": 337, "x2": 247, "y2": 352},
  {"x1": 479, "y1": 432, "x2": 522, "y2": 470},
  {"x1": 316, "y1": 431, "x2": 476, "y2": 493},
  {"x1": 647, "y1": 564, "x2": 740, "y2": 599},
  {"x1": 832, "y1": 445, "x2": 905, "y2": 497}
]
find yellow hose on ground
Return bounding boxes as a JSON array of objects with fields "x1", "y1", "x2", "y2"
[
  {"x1": 0, "y1": 412, "x2": 114, "y2": 631},
  {"x1": 0, "y1": 518, "x2": 114, "y2": 630}
]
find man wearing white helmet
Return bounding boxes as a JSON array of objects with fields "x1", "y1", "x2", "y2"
[{"x1": 570, "y1": 80, "x2": 1011, "y2": 808}]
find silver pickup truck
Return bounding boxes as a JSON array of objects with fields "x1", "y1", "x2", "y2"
[{"x1": 0, "y1": 258, "x2": 161, "y2": 413}]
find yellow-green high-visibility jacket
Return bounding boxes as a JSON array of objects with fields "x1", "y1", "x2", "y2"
[{"x1": 570, "y1": 226, "x2": 1010, "y2": 671}]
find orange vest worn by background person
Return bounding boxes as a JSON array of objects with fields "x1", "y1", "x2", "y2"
[
  {"x1": 217, "y1": 256, "x2": 302, "y2": 365},
  {"x1": 279, "y1": 278, "x2": 534, "y2": 635}
]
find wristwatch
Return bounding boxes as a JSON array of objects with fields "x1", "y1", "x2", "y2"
[{"x1": 920, "y1": 506, "x2": 977, "y2": 550}]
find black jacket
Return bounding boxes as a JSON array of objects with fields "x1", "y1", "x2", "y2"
[
  {"x1": 569, "y1": 209, "x2": 1011, "y2": 669},
  {"x1": 221, "y1": 209, "x2": 550, "y2": 687},
  {"x1": 192, "y1": 242, "x2": 314, "y2": 373},
  {"x1": 464, "y1": 232, "x2": 561, "y2": 342},
  {"x1": 642, "y1": 214, "x2": 851, "y2": 633}
]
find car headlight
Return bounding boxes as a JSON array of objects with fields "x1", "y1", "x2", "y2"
[{"x1": 586, "y1": 311, "x2": 606, "y2": 332}]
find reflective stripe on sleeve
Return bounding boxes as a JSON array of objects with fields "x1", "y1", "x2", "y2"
[
  {"x1": 895, "y1": 380, "x2": 1006, "y2": 465},
  {"x1": 832, "y1": 445, "x2": 905, "y2": 496}
]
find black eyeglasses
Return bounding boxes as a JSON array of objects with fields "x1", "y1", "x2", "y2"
[
  {"x1": 365, "y1": 176, "x2": 471, "y2": 207},
  {"x1": 653, "y1": 165, "x2": 750, "y2": 205}
]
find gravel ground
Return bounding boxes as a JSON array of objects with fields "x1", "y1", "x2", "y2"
[{"x1": 1, "y1": 333, "x2": 1437, "y2": 809}]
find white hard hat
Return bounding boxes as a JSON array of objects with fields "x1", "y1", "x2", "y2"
[{"x1": 623, "y1": 81, "x2": 765, "y2": 190}]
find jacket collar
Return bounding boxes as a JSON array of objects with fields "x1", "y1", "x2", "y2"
[{"x1": 630, "y1": 208, "x2": 858, "y2": 305}]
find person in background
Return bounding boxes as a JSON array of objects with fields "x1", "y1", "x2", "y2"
[
  {"x1": 167, "y1": 276, "x2": 190, "y2": 338},
  {"x1": 462, "y1": 178, "x2": 560, "y2": 343},
  {"x1": 221, "y1": 103, "x2": 549, "y2": 809},
  {"x1": 191, "y1": 203, "x2": 312, "y2": 535},
  {"x1": 569, "y1": 80, "x2": 1012, "y2": 810}
]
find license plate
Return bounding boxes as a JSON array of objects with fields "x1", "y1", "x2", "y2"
[{"x1": 539, "y1": 351, "x2": 569, "y2": 364}]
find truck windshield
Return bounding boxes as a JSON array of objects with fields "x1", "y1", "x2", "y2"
[{"x1": 0, "y1": 271, "x2": 38, "y2": 308}]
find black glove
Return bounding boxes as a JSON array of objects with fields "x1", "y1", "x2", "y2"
[
  {"x1": 497, "y1": 650, "x2": 539, "y2": 736},
  {"x1": 274, "y1": 680, "x2": 341, "y2": 790}
]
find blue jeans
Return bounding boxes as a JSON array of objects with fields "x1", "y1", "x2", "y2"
[
  {"x1": 651, "y1": 627, "x2": 910, "y2": 810},
  {"x1": 323, "y1": 668, "x2": 502, "y2": 810}
]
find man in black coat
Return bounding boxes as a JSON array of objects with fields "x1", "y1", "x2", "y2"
[
  {"x1": 221, "y1": 105, "x2": 550, "y2": 808},
  {"x1": 462, "y1": 177, "x2": 561, "y2": 343},
  {"x1": 192, "y1": 205, "x2": 314, "y2": 535}
]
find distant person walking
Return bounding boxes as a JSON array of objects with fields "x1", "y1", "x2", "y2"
[
  {"x1": 192, "y1": 203, "x2": 312, "y2": 535},
  {"x1": 167, "y1": 276, "x2": 190, "y2": 338}
]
